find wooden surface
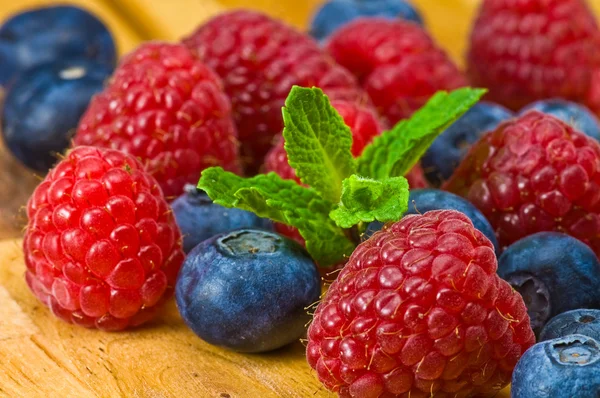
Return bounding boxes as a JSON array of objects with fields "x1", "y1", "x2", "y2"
[{"x1": 1, "y1": 1, "x2": 599, "y2": 397}]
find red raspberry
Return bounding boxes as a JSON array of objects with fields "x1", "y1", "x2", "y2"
[
  {"x1": 264, "y1": 100, "x2": 427, "y2": 246},
  {"x1": 182, "y1": 10, "x2": 366, "y2": 172},
  {"x1": 326, "y1": 18, "x2": 467, "y2": 125},
  {"x1": 405, "y1": 164, "x2": 428, "y2": 191},
  {"x1": 443, "y1": 111, "x2": 600, "y2": 255},
  {"x1": 307, "y1": 210, "x2": 534, "y2": 397},
  {"x1": 468, "y1": 0, "x2": 600, "y2": 113},
  {"x1": 74, "y1": 42, "x2": 241, "y2": 199},
  {"x1": 23, "y1": 146, "x2": 185, "y2": 331}
]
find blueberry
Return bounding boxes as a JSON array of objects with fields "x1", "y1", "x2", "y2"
[
  {"x1": 2, "y1": 60, "x2": 110, "y2": 167},
  {"x1": 366, "y1": 189, "x2": 499, "y2": 251},
  {"x1": 520, "y1": 99, "x2": 600, "y2": 142},
  {"x1": 512, "y1": 334, "x2": 600, "y2": 398},
  {"x1": 310, "y1": 0, "x2": 423, "y2": 43},
  {"x1": 422, "y1": 101, "x2": 513, "y2": 186},
  {"x1": 172, "y1": 185, "x2": 274, "y2": 253},
  {"x1": 540, "y1": 309, "x2": 600, "y2": 342},
  {"x1": 497, "y1": 232, "x2": 600, "y2": 336},
  {"x1": 175, "y1": 229, "x2": 321, "y2": 353},
  {"x1": 1, "y1": 60, "x2": 111, "y2": 171},
  {"x1": 0, "y1": 5, "x2": 116, "y2": 85}
]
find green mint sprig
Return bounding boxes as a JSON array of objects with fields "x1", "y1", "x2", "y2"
[
  {"x1": 198, "y1": 86, "x2": 486, "y2": 267},
  {"x1": 282, "y1": 87, "x2": 355, "y2": 203}
]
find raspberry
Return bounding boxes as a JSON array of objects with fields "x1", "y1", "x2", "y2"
[
  {"x1": 182, "y1": 10, "x2": 366, "y2": 172},
  {"x1": 74, "y1": 42, "x2": 241, "y2": 199},
  {"x1": 264, "y1": 100, "x2": 427, "y2": 247},
  {"x1": 307, "y1": 210, "x2": 535, "y2": 397},
  {"x1": 443, "y1": 111, "x2": 600, "y2": 256},
  {"x1": 326, "y1": 18, "x2": 467, "y2": 125},
  {"x1": 405, "y1": 164, "x2": 428, "y2": 191},
  {"x1": 23, "y1": 146, "x2": 185, "y2": 331},
  {"x1": 467, "y1": 0, "x2": 600, "y2": 113}
]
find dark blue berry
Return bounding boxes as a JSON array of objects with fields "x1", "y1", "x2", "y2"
[
  {"x1": 540, "y1": 309, "x2": 600, "y2": 342},
  {"x1": 310, "y1": 0, "x2": 423, "y2": 43},
  {"x1": 512, "y1": 334, "x2": 600, "y2": 398},
  {"x1": 0, "y1": 5, "x2": 116, "y2": 85},
  {"x1": 175, "y1": 229, "x2": 321, "y2": 353},
  {"x1": 366, "y1": 189, "x2": 499, "y2": 251},
  {"x1": 422, "y1": 101, "x2": 513, "y2": 186},
  {"x1": 520, "y1": 99, "x2": 600, "y2": 142},
  {"x1": 1, "y1": 60, "x2": 111, "y2": 171},
  {"x1": 171, "y1": 185, "x2": 274, "y2": 253},
  {"x1": 497, "y1": 232, "x2": 600, "y2": 336}
]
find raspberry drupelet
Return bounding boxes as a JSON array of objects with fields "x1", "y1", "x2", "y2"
[
  {"x1": 182, "y1": 10, "x2": 367, "y2": 172},
  {"x1": 307, "y1": 209, "x2": 535, "y2": 397},
  {"x1": 23, "y1": 146, "x2": 185, "y2": 331},
  {"x1": 74, "y1": 42, "x2": 241, "y2": 199},
  {"x1": 444, "y1": 110, "x2": 600, "y2": 256}
]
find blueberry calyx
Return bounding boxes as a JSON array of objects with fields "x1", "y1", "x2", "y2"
[
  {"x1": 547, "y1": 335, "x2": 600, "y2": 367},
  {"x1": 218, "y1": 230, "x2": 280, "y2": 255},
  {"x1": 507, "y1": 273, "x2": 551, "y2": 331}
]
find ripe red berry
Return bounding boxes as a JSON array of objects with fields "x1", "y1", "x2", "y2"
[
  {"x1": 23, "y1": 146, "x2": 185, "y2": 331},
  {"x1": 307, "y1": 210, "x2": 535, "y2": 397},
  {"x1": 74, "y1": 42, "x2": 241, "y2": 199},
  {"x1": 444, "y1": 111, "x2": 600, "y2": 255},
  {"x1": 326, "y1": 18, "x2": 467, "y2": 125},
  {"x1": 182, "y1": 10, "x2": 367, "y2": 172},
  {"x1": 468, "y1": 0, "x2": 600, "y2": 113}
]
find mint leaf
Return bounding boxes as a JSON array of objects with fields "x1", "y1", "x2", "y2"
[
  {"x1": 330, "y1": 175, "x2": 409, "y2": 229},
  {"x1": 356, "y1": 87, "x2": 486, "y2": 180},
  {"x1": 198, "y1": 167, "x2": 355, "y2": 267},
  {"x1": 282, "y1": 86, "x2": 355, "y2": 203}
]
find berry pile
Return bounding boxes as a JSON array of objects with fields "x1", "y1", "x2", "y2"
[{"x1": 8, "y1": 1, "x2": 600, "y2": 397}]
